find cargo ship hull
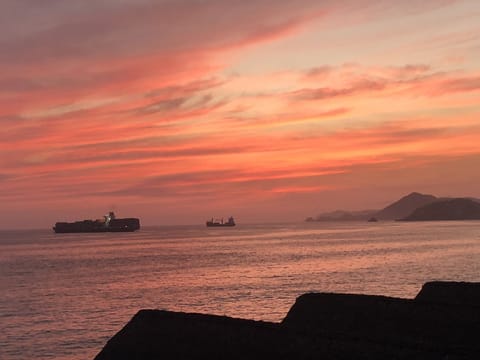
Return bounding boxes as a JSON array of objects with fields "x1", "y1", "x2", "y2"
[
  {"x1": 53, "y1": 213, "x2": 140, "y2": 233},
  {"x1": 206, "y1": 222, "x2": 235, "y2": 227}
]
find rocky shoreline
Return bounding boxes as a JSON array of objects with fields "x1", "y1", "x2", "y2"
[{"x1": 94, "y1": 281, "x2": 480, "y2": 359}]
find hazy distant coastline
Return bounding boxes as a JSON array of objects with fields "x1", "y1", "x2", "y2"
[{"x1": 306, "y1": 192, "x2": 480, "y2": 222}]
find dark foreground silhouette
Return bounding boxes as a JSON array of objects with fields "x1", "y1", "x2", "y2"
[{"x1": 95, "y1": 281, "x2": 480, "y2": 359}]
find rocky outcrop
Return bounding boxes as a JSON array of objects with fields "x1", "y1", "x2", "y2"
[
  {"x1": 415, "y1": 281, "x2": 480, "y2": 306},
  {"x1": 283, "y1": 291, "x2": 479, "y2": 358},
  {"x1": 94, "y1": 311, "x2": 293, "y2": 360},
  {"x1": 94, "y1": 282, "x2": 480, "y2": 360}
]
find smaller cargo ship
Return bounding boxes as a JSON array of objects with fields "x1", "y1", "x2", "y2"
[
  {"x1": 53, "y1": 211, "x2": 140, "y2": 233},
  {"x1": 206, "y1": 216, "x2": 235, "y2": 227}
]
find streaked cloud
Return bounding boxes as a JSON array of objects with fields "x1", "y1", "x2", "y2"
[{"x1": 0, "y1": 0, "x2": 479, "y2": 228}]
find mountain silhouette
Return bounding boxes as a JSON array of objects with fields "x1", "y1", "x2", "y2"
[
  {"x1": 400, "y1": 198, "x2": 480, "y2": 221},
  {"x1": 374, "y1": 192, "x2": 437, "y2": 220},
  {"x1": 308, "y1": 192, "x2": 438, "y2": 221}
]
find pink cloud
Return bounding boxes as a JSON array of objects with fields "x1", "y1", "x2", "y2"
[
  {"x1": 1, "y1": 0, "x2": 479, "y2": 228},
  {"x1": 290, "y1": 79, "x2": 386, "y2": 101},
  {"x1": 291, "y1": 64, "x2": 480, "y2": 102},
  {"x1": 0, "y1": 1, "x2": 327, "y2": 68},
  {"x1": 421, "y1": 76, "x2": 480, "y2": 96}
]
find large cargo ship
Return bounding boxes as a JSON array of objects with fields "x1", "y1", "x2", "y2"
[
  {"x1": 206, "y1": 216, "x2": 235, "y2": 227},
  {"x1": 53, "y1": 211, "x2": 140, "y2": 233}
]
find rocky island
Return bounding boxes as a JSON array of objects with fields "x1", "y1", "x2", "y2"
[
  {"x1": 94, "y1": 281, "x2": 480, "y2": 359},
  {"x1": 400, "y1": 198, "x2": 480, "y2": 221},
  {"x1": 307, "y1": 192, "x2": 480, "y2": 222}
]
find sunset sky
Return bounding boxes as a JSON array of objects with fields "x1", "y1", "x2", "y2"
[{"x1": 1, "y1": 0, "x2": 479, "y2": 229}]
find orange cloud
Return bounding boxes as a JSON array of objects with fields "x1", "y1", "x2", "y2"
[{"x1": 1, "y1": 0, "x2": 479, "y2": 228}]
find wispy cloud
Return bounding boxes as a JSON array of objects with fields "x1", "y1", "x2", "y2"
[{"x1": 1, "y1": 0, "x2": 480, "y2": 227}]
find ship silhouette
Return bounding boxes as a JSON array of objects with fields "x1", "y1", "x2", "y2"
[
  {"x1": 206, "y1": 216, "x2": 235, "y2": 227},
  {"x1": 53, "y1": 211, "x2": 140, "y2": 233}
]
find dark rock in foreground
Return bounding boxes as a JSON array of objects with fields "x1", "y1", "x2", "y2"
[
  {"x1": 415, "y1": 281, "x2": 480, "y2": 307},
  {"x1": 95, "y1": 281, "x2": 480, "y2": 360},
  {"x1": 95, "y1": 311, "x2": 294, "y2": 359}
]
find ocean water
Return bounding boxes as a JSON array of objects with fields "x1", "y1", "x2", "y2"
[{"x1": 1, "y1": 221, "x2": 479, "y2": 360}]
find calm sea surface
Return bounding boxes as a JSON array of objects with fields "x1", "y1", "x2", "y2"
[{"x1": 1, "y1": 221, "x2": 479, "y2": 359}]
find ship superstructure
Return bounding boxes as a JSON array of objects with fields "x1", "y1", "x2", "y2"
[{"x1": 206, "y1": 216, "x2": 236, "y2": 227}]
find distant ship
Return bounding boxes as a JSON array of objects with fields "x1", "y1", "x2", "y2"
[
  {"x1": 367, "y1": 217, "x2": 378, "y2": 222},
  {"x1": 53, "y1": 211, "x2": 140, "y2": 233},
  {"x1": 206, "y1": 216, "x2": 236, "y2": 227}
]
